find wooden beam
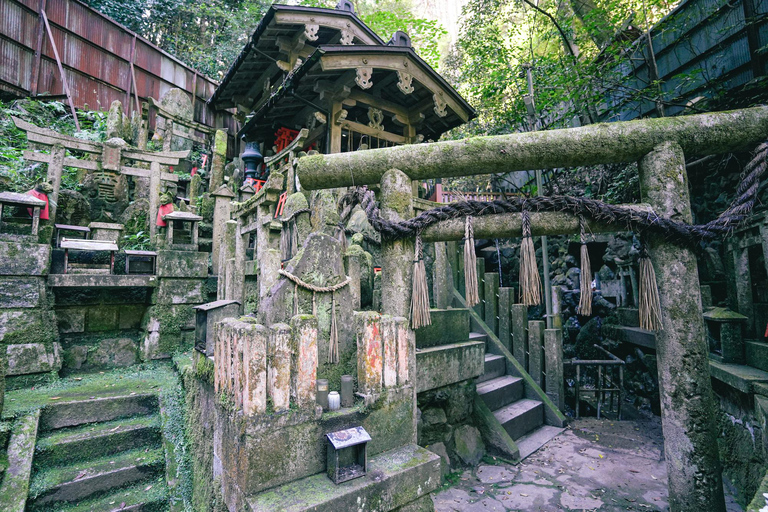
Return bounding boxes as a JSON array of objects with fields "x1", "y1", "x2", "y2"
[
  {"x1": 339, "y1": 120, "x2": 407, "y2": 144},
  {"x1": 41, "y1": 10, "x2": 80, "y2": 131},
  {"x1": 30, "y1": 0, "x2": 47, "y2": 96}
]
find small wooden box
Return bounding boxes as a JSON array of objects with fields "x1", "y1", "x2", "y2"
[{"x1": 326, "y1": 426, "x2": 371, "y2": 484}]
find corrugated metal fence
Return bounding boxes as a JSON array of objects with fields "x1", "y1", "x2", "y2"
[
  {"x1": 599, "y1": 0, "x2": 768, "y2": 121},
  {"x1": 0, "y1": 0, "x2": 237, "y2": 135}
]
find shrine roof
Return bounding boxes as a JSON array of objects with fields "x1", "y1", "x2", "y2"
[
  {"x1": 209, "y1": 4, "x2": 384, "y2": 110},
  {"x1": 237, "y1": 45, "x2": 476, "y2": 142}
]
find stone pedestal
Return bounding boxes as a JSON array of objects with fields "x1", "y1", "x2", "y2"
[
  {"x1": 88, "y1": 222, "x2": 123, "y2": 242},
  {"x1": 703, "y1": 307, "x2": 748, "y2": 364}
]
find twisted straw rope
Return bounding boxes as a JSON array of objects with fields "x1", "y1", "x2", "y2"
[
  {"x1": 278, "y1": 269, "x2": 351, "y2": 292},
  {"x1": 337, "y1": 140, "x2": 768, "y2": 248}
]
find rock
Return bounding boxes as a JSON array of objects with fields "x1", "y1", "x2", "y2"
[
  {"x1": 64, "y1": 345, "x2": 88, "y2": 370},
  {"x1": 56, "y1": 190, "x2": 91, "y2": 226},
  {"x1": 90, "y1": 338, "x2": 137, "y2": 367},
  {"x1": 427, "y1": 441, "x2": 451, "y2": 476},
  {"x1": 453, "y1": 424, "x2": 485, "y2": 466},
  {"x1": 106, "y1": 100, "x2": 124, "y2": 139},
  {"x1": 422, "y1": 407, "x2": 447, "y2": 426}
]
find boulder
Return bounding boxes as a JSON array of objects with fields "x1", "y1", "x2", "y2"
[{"x1": 453, "y1": 424, "x2": 485, "y2": 466}]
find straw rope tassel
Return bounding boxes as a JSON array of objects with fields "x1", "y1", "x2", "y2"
[
  {"x1": 519, "y1": 209, "x2": 542, "y2": 306},
  {"x1": 578, "y1": 216, "x2": 593, "y2": 316},
  {"x1": 464, "y1": 216, "x2": 479, "y2": 307},
  {"x1": 328, "y1": 292, "x2": 339, "y2": 364},
  {"x1": 638, "y1": 242, "x2": 663, "y2": 331},
  {"x1": 411, "y1": 233, "x2": 432, "y2": 329}
]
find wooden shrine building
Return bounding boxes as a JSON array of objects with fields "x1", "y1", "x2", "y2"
[{"x1": 209, "y1": 1, "x2": 475, "y2": 160}]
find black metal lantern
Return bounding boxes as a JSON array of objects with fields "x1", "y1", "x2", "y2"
[{"x1": 241, "y1": 141, "x2": 264, "y2": 186}]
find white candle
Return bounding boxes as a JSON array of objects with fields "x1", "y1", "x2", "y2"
[{"x1": 328, "y1": 391, "x2": 341, "y2": 411}]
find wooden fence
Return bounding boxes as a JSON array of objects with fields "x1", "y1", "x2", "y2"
[{"x1": 0, "y1": 0, "x2": 237, "y2": 137}]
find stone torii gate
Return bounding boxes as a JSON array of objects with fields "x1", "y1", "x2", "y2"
[
  {"x1": 12, "y1": 117, "x2": 189, "y2": 240},
  {"x1": 296, "y1": 106, "x2": 768, "y2": 512}
]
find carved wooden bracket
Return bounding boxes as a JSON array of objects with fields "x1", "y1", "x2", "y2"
[
  {"x1": 397, "y1": 71, "x2": 414, "y2": 94},
  {"x1": 433, "y1": 92, "x2": 447, "y2": 117},
  {"x1": 335, "y1": 109, "x2": 349, "y2": 125},
  {"x1": 304, "y1": 24, "x2": 319, "y2": 41},
  {"x1": 356, "y1": 67, "x2": 373, "y2": 89},
  {"x1": 368, "y1": 108, "x2": 384, "y2": 130},
  {"x1": 340, "y1": 29, "x2": 354, "y2": 45}
]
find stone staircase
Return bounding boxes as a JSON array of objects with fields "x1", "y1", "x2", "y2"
[
  {"x1": 474, "y1": 332, "x2": 563, "y2": 460},
  {"x1": 27, "y1": 394, "x2": 169, "y2": 511}
]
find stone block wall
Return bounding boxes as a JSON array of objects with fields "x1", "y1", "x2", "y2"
[
  {"x1": 142, "y1": 250, "x2": 210, "y2": 359},
  {"x1": 54, "y1": 286, "x2": 151, "y2": 373},
  {"x1": 712, "y1": 378, "x2": 767, "y2": 507},
  {"x1": 0, "y1": 240, "x2": 61, "y2": 386}
]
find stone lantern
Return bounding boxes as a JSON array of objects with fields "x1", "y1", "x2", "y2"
[{"x1": 703, "y1": 307, "x2": 748, "y2": 364}]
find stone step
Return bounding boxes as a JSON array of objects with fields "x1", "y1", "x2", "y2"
[
  {"x1": 476, "y1": 354, "x2": 505, "y2": 384},
  {"x1": 469, "y1": 332, "x2": 488, "y2": 345},
  {"x1": 35, "y1": 414, "x2": 162, "y2": 468},
  {"x1": 246, "y1": 444, "x2": 440, "y2": 512},
  {"x1": 415, "y1": 309, "x2": 470, "y2": 348},
  {"x1": 37, "y1": 476, "x2": 170, "y2": 512},
  {"x1": 416, "y1": 341, "x2": 485, "y2": 393},
  {"x1": 747, "y1": 341, "x2": 768, "y2": 373},
  {"x1": 494, "y1": 399, "x2": 544, "y2": 441},
  {"x1": 477, "y1": 375, "x2": 523, "y2": 411},
  {"x1": 516, "y1": 425, "x2": 565, "y2": 460},
  {"x1": 40, "y1": 394, "x2": 159, "y2": 431},
  {"x1": 28, "y1": 446, "x2": 165, "y2": 509}
]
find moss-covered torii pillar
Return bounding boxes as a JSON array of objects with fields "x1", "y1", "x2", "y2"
[
  {"x1": 639, "y1": 142, "x2": 726, "y2": 512},
  {"x1": 379, "y1": 168, "x2": 418, "y2": 444}
]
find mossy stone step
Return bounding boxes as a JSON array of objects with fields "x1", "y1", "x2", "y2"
[
  {"x1": 28, "y1": 446, "x2": 165, "y2": 509},
  {"x1": 35, "y1": 414, "x2": 162, "y2": 468},
  {"x1": 43, "y1": 476, "x2": 169, "y2": 512},
  {"x1": 40, "y1": 394, "x2": 159, "y2": 432}
]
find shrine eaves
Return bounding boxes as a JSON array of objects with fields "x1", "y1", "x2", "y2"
[{"x1": 208, "y1": 1, "x2": 476, "y2": 156}]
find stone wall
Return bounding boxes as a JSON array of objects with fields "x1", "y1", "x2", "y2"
[
  {"x1": 0, "y1": 239, "x2": 60, "y2": 388},
  {"x1": 712, "y1": 379, "x2": 767, "y2": 507},
  {"x1": 418, "y1": 379, "x2": 485, "y2": 474}
]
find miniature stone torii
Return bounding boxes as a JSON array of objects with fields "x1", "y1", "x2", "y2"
[
  {"x1": 296, "y1": 106, "x2": 768, "y2": 512},
  {"x1": 12, "y1": 117, "x2": 190, "y2": 241}
]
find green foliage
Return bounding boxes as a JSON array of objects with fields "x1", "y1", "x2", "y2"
[
  {"x1": 0, "y1": 99, "x2": 107, "y2": 193},
  {"x1": 444, "y1": 0, "x2": 678, "y2": 138},
  {"x1": 122, "y1": 211, "x2": 152, "y2": 250},
  {"x1": 355, "y1": 1, "x2": 447, "y2": 69}
]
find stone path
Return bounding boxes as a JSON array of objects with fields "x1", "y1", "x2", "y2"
[{"x1": 431, "y1": 417, "x2": 743, "y2": 511}]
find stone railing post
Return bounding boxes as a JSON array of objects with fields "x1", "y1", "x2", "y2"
[
  {"x1": 639, "y1": 141, "x2": 725, "y2": 512},
  {"x1": 211, "y1": 185, "x2": 234, "y2": 275},
  {"x1": 498, "y1": 287, "x2": 512, "y2": 352},
  {"x1": 527, "y1": 320, "x2": 544, "y2": 387},
  {"x1": 510, "y1": 304, "x2": 528, "y2": 370},
  {"x1": 544, "y1": 328, "x2": 564, "y2": 411},
  {"x1": 484, "y1": 272, "x2": 499, "y2": 335},
  {"x1": 355, "y1": 311, "x2": 383, "y2": 396},
  {"x1": 209, "y1": 129, "x2": 228, "y2": 191},
  {"x1": 290, "y1": 315, "x2": 318, "y2": 409},
  {"x1": 433, "y1": 242, "x2": 451, "y2": 308},
  {"x1": 244, "y1": 324, "x2": 267, "y2": 416},
  {"x1": 269, "y1": 323, "x2": 291, "y2": 412}
]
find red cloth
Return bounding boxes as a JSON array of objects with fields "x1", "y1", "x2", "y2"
[
  {"x1": 156, "y1": 203, "x2": 175, "y2": 227},
  {"x1": 26, "y1": 189, "x2": 50, "y2": 220}
]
